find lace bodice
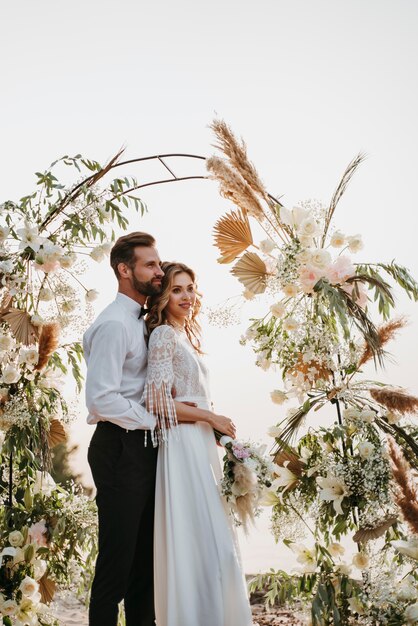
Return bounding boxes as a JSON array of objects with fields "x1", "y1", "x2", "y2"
[{"x1": 143, "y1": 324, "x2": 211, "y2": 443}]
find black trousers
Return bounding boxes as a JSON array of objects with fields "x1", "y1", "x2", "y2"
[{"x1": 88, "y1": 422, "x2": 158, "y2": 626}]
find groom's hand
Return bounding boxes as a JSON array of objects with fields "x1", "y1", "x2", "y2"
[{"x1": 181, "y1": 401, "x2": 198, "y2": 407}]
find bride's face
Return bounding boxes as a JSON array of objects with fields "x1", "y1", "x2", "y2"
[{"x1": 165, "y1": 271, "x2": 196, "y2": 323}]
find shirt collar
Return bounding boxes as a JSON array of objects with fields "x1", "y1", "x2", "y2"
[{"x1": 115, "y1": 292, "x2": 143, "y2": 318}]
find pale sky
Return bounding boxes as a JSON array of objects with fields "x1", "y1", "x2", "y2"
[{"x1": 1, "y1": 0, "x2": 418, "y2": 572}]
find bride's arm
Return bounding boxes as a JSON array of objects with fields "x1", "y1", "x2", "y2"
[
  {"x1": 144, "y1": 326, "x2": 236, "y2": 438},
  {"x1": 174, "y1": 401, "x2": 236, "y2": 439}
]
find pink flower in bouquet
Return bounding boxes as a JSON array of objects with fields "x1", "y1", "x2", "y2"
[
  {"x1": 28, "y1": 520, "x2": 48, "y2": 547},
  {"x1": 232, "y1": 443, "x2": 251, "y2": 460},
  {"x1": 326, "y1": 256, "x2": 355, "y2": 285},
  {"x1": 299, "y1": 265, "x2": 321, "y2": 293}
]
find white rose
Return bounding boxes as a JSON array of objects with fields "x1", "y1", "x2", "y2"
[
  {"x1": 352, "y1": 552, "x2": 369, "y2": 570},
  {"x1": 330, "y1": 231, "x2": 346, "y2": 248},
  {"x1": 298, "y1": 217, "x2": 321, "y2": 238},
  {"x1": 347, "y1": 234, "x2": 363, "y2": 253},
  {"x1": 85, "y1": 289, "x2": 99, "y2": 303},
  {"x1": 328, "y1": 542, "x2": 345, "y2": 557},
  {"x1": 282, "y1": 283, "x2": 299, "y2": 298},
  {"x1": 19, "y1": 576, "x2": 39, "y2": 598},
  {"x1": 283, "y1": 317, "x2": 299, "y2": 332},
  {"x1": 0, "y1": 334, "x2": 14, "y2": 351},
  {"x1": 309, "y1": 249, "x2": 332, "y2": 271},
  {"x1": 270, "y1": 389, "x2": 287, "y2": 405},
  {"x1": 1, "y1": 599, "x2": 18, "y2": 615},
  {"x1": 270, "y1": 302, "x2": 286, "y2": 318},
  {"x1": 38, "y1": 287, "x2": 54, "y2": 301},
  {"x1": 90, "y1": 246, "x2": 106, "y2": 262},
  {"x1": 296, "y1": 249, "x2": 312, "y2": 264},
  {"x1": 19, "y1": 348, "x2": 39, "y2": 366},
  {"x1": 8, "y1": 530, "x2": 24, "y2": 547},
  {"x1": 405, "y1": 603, "x2": 418, "y2": 623},
  {"x1": 299, "y1": 235, "x2": 315, "y2": 248},
  {"x1": 2, "y1": 364, "x2": 20, "y2": 384},
  {"x1": 357, "y1": 442, "x2": 374, "y2": 460}
]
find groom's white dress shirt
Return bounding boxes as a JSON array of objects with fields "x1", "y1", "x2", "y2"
[{"x1": 83, "y1": 292, "x2": 156, "y2": 431}]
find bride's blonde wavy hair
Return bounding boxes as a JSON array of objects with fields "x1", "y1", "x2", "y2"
[{"x1": 146, "y1": 262, "x2": 203, "y2": 354}]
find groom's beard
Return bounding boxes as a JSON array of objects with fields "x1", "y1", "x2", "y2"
[{"x1": 131, "y1": 274, "x2": 162, "y2": 297}]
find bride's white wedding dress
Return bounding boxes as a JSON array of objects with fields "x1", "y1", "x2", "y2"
[{"x1": 144, "y1": 324, "x2": 253, "y2": 626}]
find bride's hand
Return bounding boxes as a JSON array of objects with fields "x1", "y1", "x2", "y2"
[{"x1": 211, "y1": 414, "x2": 236, "y2": 439}]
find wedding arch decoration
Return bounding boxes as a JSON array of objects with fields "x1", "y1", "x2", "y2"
[
  {"x1": 0, "y1": 151, "x2": 208, "y2": 625},
  {"x1": 207, "y1": 120, "x2": 418, "y2": 625},
  {"x1": 1, "y1": 126, "x2": 417, "y2": 626}
]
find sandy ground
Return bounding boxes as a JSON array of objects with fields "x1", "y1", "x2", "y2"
[{"x1": 51, "y1": 594, "x2": 304, "y2": 626}]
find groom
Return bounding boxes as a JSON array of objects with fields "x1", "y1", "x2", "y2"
[{"x1": 84, "y1": 232, "x2": 163, "y2": 626}]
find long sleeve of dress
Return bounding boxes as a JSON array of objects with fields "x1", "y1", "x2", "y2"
[{"x1": 143, "y1": 325, "x2": 178, "y2": 444}]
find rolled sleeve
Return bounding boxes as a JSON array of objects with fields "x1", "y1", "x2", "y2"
[{"x1": 84, "y1": 320, "x2": 156, "y2": 430}]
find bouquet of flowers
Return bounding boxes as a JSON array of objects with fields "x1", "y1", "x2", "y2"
[{"x1": 216, "y1": 433, "x2": 273, "y2": 530}]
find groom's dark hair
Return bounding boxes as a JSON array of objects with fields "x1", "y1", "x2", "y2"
[{"x1": 110, "y1": 231, "x2": 156, "y2": 279}]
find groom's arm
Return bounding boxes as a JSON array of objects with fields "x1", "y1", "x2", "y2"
[{"x1": 84, "y1": 320, "x2": 156, "y2": 431}]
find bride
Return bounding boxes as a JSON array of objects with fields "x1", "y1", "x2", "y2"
[{"x1": 143, "y1": 261, "x2": 253, "y2": 626}]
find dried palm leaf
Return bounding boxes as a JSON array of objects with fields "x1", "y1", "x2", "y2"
[
  {"x1": 231, "y1": 252, "x2": 268, "y2": 294},
  {"x1": 322, "y1": 153, "x2": 366, "y2": 245},
  {"x1": 213, "y1": 210, "x2": 253, "y2": 264},
  {"x1": 359, "y1": 317, "x2": 406, "y2": 367},
  {"x1": 47, "y1": 419, "x2": 67, "y2": 448},
  {"x1": 273, "y1": 448, "x2": 304, "y2": 477},
  {"x1": 353, "y1": 516, "x2": 397, "y2": 543},
  {"x1": 35, "y1": 322, "x2": 60, "y2": 370},
  {"x1": 1, "y1": 308, "x2": 38, "y2": 345},
  {"x1": 39, "y1": 575, "x2": 56, "y2": 604},
  {"x1": 371, "y1": 387, "x2": 418, "y2": 415}
]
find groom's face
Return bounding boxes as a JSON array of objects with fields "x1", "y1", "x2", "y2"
[{"x1": 128, "y1": 246, "x2": 164, "y2": 296}]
